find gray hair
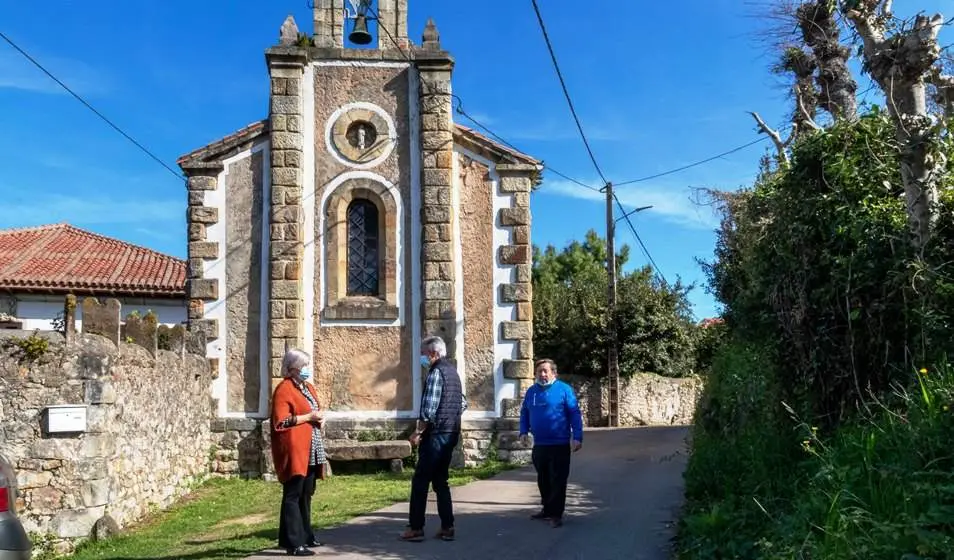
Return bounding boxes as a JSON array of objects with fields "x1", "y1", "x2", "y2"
[
  {"x1": 281, "y1": 349, "x2": 311, "y2": 378},
  {"x1": 421, "y1": 336, "x2": 447, "y2": 358}
]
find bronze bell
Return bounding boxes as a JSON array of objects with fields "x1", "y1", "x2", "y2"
[{"x1": 349, "y1": 14, "x2": 372, "y2": 45}]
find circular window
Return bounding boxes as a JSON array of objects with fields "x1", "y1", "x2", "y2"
[{"x1": 327, "y1": 103, "x2": 395, "y2": 168}]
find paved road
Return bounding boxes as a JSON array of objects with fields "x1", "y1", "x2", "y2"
[{"x1": 245, "y1": 426, "x2": 689, "y2": 560}]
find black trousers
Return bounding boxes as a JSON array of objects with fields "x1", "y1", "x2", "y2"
[
  {"x1": 278, "y1": 465, "x2": 318, "y2": 549},
  {"x1": 532, "y1": 444, "x2": 572, "y2": 518},
  {"x1": 409, "y1": 431, "x2": 460, "y2": 531}
]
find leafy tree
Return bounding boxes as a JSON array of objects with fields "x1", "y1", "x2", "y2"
[{"x1": 532, "y1": 229, "x2": 698, "y2": 378}]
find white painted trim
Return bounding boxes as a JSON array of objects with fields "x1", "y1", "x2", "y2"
[
  {"x1": 323, "y1": 410, "x2": 419, "y2": 420},
  {"x1": 454, "y1": 146, "x2": 517, "y2": 418},
  {"x1": 302, "y1": 64, "x2": 317, "y2": 374},
  {"x1": 311, "y1": 61, "x2": 411, "y2": 69},
  {"x1": 450, "y1": 150, "x2": 466, "y2": 395},
  {"x1": 206, "y1": 140, "x2": 269, "y2": 419},
  {"x1": 409, "y1": 67, "x2": 422, "y2": 418},
  {"x1": 317, "y1": 170, "x2": 404, "y2": 328},
  {"x1": 258, "y1": 141, "x2": 272, "y2": 418},
  {"x1": 324, "y1": 101, "x2": 397, "y2": 170}
]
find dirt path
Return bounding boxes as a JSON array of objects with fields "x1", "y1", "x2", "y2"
[{"x1": 244, "y1": 426, "x2": 689, "y2": 560}]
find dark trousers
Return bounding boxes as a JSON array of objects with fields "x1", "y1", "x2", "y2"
[
  {"x1": 278, "y1": 465, "x2": 318, "y2": 549},
  {"x1": 532, "y1": 444, "x2": 572, "y2": 518},
  {"x1": 409, "y1": 431, "x2": 460, "y2": 530}
]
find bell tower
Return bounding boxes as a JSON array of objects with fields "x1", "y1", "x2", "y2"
[{"x1": 313, "y1": 0, "x2": 410, "y2": 50}]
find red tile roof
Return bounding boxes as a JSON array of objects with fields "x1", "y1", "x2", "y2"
[{"x1": 0, "y1": 224, "x2": 186, "y2": 297}]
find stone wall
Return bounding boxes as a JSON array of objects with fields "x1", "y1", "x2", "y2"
[
  {"x1": 0, "y1": 301, "x2": 212, "y2": 549},
  {"x1": 560, "y1": 373, "x2": 702, "y2": 427},
  {"x1": 210, "y1": 418, "x2": 264, "y2": 479}
]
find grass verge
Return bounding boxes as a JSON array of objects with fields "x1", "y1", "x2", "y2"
[
  {"x1": 678, "y1": 341, "x2": 954, "y2": 558},
  {"x1": 59, "y1": 461, "x2": 513, "y2": 560}
]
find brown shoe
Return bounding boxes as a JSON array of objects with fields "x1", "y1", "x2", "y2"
[
  {"x1": 530, "y1": 510, "x2": 550, "y2": 520},
  {"x1": 549, "y1": 517, "x2": 564, "y2": 528},
  {"x1": 399, "y1": 528, "x2": 425, "y2": 542},
  {"x1": 436, "y1": 527, "x2": 455, "y2": 541}
]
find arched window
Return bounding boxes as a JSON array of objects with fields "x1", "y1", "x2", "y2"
[{"x1": 346, "y1": 199, "x2": 380, "y2": 296}]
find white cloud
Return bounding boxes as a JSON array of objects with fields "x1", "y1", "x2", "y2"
[
  {"x1": 0, "y1": 51, "x2": 110, "y2": 96},
  {"x1": 4, "y1": 194, "x2": 181, "y2": 227},
  {"x1": 539, "y1": 178, "x2": 722, "y2": 230}
]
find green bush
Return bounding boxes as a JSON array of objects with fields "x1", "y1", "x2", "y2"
[
  {"x1": 679, "y1": 338, "x2": 802, "y2": 559},
  {"x1": 703, "y1": 113, "x2": 954, "y2": 425},
  {"x1": 680, "y1": 112, "x2": 954, "y2": 558}
]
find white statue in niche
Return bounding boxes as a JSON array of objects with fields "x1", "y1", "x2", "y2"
[{"x1": 357, "y1": 125, "x2": 367, "y2": 150}]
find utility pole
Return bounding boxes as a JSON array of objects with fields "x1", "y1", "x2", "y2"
[{"x1": 604, "y1": 182, "x2": 620, "y2": 428}]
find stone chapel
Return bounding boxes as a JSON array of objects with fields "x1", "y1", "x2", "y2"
[{"x1": 176, "y1": 1, "x2": 540, "y2": 463}]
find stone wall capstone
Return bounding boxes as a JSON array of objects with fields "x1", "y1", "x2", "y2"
[{"x1": 0, "y1": 325, "x2": 212, "y2": 551}]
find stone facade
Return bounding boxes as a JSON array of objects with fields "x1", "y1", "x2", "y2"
[
  {"x1": 177, "y1": 2, "x2": 543, "y2": 473},
  {"x1": 0, "y1": 317, "x2": 211, "y2": 549},
  {"x1": 457, "y1": 156, "x2": 496, "y2": 411}
]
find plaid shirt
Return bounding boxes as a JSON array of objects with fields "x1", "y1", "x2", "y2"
[
  {"x1": 278, "y1": 381, "x2": 326, "y2": 466},
  {"x1": 420, "y1": 366, "x2": 469, "y2": 424}
]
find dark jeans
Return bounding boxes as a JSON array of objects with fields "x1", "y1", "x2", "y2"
[
  {"x1": 532, "y1": 444, "x2": 572, "y2": 518},
  {"x1": 409, "y1": 431, "x2": 460, "y2": 531},
  {"x1": 278, "y1": 465, "x2": 318, "y2": 549}
]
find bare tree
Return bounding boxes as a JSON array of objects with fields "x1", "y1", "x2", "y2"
[
  {"x1": 928, "y1": 51, "x2": 954, "y2": 117},
  {"x1": 797, "y1": 1, "x2": 858, "y2": 120},
  {"x1": 748, "y1": 0, "x2": 853, "y2": 165},
  {"x1": 841, "y1": 1, "x2": 950, "y2": 247}
]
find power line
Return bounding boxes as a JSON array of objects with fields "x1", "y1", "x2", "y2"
[
  {"x1": 453, "y1": 107, "x2": 600, "y2": 193},
  {"x1": 0, "y1": 31, "x2": 185, "y2": 181},
  {"x1": 366, "y1": 4, "x2": 599, "y2": 195},
  {"x1": 614, "y1": 194, "x2": 668, "y2": 285},
  {"x1": 614, "y1": 135, "x2": 772, "y2": 187},
  {"x1": 529, "y1": 0, "x2": 609, "y2": 185}
]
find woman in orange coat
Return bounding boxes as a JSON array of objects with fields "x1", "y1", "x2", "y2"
[{"x1": 270, "y1": 349, "x2": 327, "y2": 557}]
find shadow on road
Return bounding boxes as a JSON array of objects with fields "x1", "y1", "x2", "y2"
[{"x1": 110, "y1": 427, "x2": 690, "y2": 560}]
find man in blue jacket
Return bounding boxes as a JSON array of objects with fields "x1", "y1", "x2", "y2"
[{"x1": 518, "y1": 358, "x2": 583, "y2": 528}]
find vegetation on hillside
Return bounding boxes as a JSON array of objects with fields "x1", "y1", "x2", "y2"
[
  {"x1": 678, "y1": 103, "x2": 954, "y2": 559},
  {"x1": 679, "y1": 2, "x2": 954, "y2": 554}
]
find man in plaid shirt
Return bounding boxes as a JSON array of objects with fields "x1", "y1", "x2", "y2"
[{"x1": 401, "y1": 336, "x2": 468, "y2": 543}]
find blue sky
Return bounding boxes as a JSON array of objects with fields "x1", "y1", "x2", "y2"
[{"x1": 0, "y1": 0, "x2": 949, "y2": 320}]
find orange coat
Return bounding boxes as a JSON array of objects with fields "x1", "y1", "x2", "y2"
[{"x1": 270, "y1": 378, "x2": 321, "y2": 484}]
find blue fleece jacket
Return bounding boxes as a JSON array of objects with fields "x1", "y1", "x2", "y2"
[{"x1": 519, "y1": 380, "x2": 584, "y2": 445}]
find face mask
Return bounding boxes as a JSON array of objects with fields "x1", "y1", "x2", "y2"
[
  {"x1": 420, "y1": 355, "x2": 432, "y2": 369},
  {"x1": 298, "y1": 367, "x2": 312, "y2": 381},
  {"x1": 537, "y1": 377, "x2": 555, "y2": 387}
]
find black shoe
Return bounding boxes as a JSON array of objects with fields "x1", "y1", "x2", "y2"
[
  {"x1": 286, "y1": 546, "x2": 316, "y2": 556},
  {"x1": 549, "y1": 517, "x2": 564, "y2": 528},
  {"x1": 530, "y1": 510, "x2": 550, "y2": 520},
  {"x1": 306, "y1": 537, "x2": 323, "y2": 548}
]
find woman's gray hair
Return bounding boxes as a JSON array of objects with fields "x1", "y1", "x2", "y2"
[
  {"x1": 421, "y1": 336, "x2": 447, "y2": 358},
  {"x1": 281, "y1": 349, "x2": 311, "y2": 378}
]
